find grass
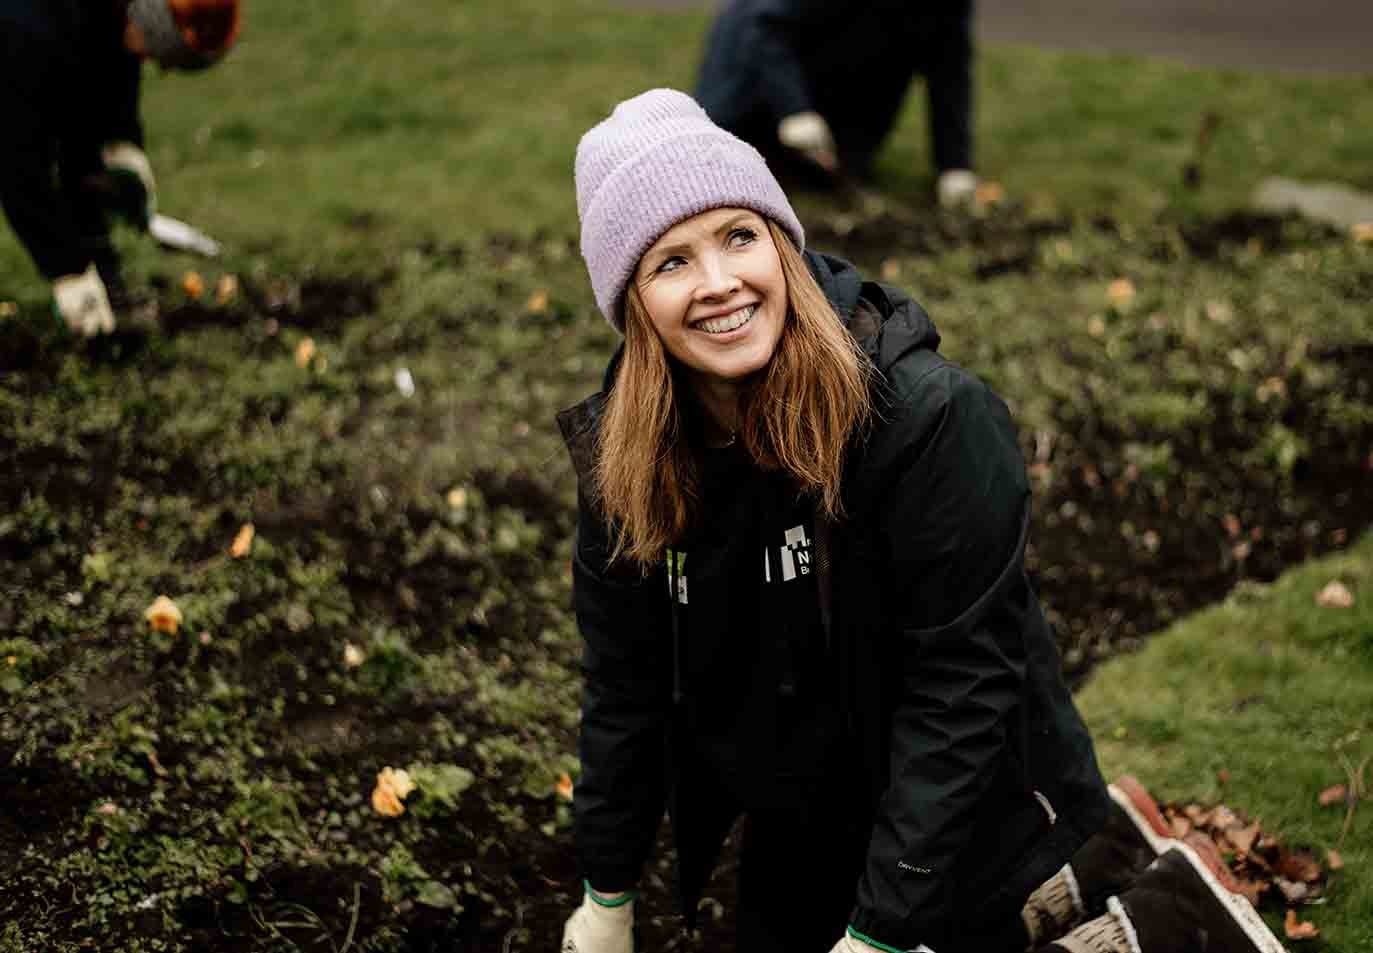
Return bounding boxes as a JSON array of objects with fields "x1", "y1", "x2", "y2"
[
  {"x1": 1, "y1": 0, "x2": 1371, "y2": 949},
  {"x1": 1079, "y1": 532, "x2": 1373, "y2": 950}
]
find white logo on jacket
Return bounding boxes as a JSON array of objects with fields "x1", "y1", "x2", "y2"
[{"x1": 763, "y1": 524, "x2": 812, "y2": 582}]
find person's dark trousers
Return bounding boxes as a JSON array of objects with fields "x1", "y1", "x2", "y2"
[
  {"x1": 736, "y1": 802, "x2": 1028, "y2": 953},
  {"x1": 735, "y1": 804, "x2": 868, "y2": 952}
]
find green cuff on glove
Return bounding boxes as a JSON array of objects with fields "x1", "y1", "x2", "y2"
[{"x1": 585, "y1": 880, "x2": 636, "y2": 908}]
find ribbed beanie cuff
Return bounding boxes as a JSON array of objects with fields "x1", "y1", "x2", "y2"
[{"x1": 575, "y1": 89, "x2": 804, "y2": 332}]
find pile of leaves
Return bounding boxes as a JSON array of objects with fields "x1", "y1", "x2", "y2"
[{"x1": 1157, "y1": 776, "x2": 1363, "y2": 941}]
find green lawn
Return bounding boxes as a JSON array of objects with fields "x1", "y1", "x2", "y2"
[{"x1": 1080, "y1": 532, "x2": 1373, "y2": 950}]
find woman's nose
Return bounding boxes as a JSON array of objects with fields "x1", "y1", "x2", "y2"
[{"x1": 697, "y1": 254, "x2": 741, "y2": 299}]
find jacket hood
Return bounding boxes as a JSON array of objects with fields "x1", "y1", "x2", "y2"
[{"x1": 803, "y1": 249, "x2": 941, "y2": 376}]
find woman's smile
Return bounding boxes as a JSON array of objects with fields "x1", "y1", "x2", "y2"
[{"x1": 693, "y1": 303, "x2": 758, "y2": 336}]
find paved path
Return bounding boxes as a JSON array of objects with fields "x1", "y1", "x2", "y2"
[{"x1": 625, "y1": 0, "x2": 1373, "y2": 74}]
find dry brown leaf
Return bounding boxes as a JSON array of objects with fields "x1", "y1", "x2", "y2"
[
  {"x1": 1277, "y1": 846, "x2": 1323, "y2": 883},
  {"x1": 1327, "y1": 848, "x2": 1344, "y2": 871},
  {"x1": 230, "y1": 523, "x2": 255, "y2": 558},
  {"x1": 1227, "y1": 821, "x2": 1261, "y2": 855},
  {"x1": 1284, "y1": 909, "x2": 1320, "y2": 940},
  {"x1": 555, "y1": 772, "x2": 574, "y2": 802},
  {"x1": 144, "y1": 595, "x2": 183, "y2": 635},
  {"x1": 973, "y1": 181, "x2": 1006, "y2": 210},
  {"x1": 0, "y1": 301, "x2": 17, "y2": 318},
  {"x1": 343, "y1": 642, "x2": 366, "y2": 668},
  {"x1": 1318, "y1": 783, "x2": 1348, "y2": 807},
  {"x1": 182, "y1": 271, "x2": 205, "y2": 299},
  {"x1": 1170, "y1": 816, "x2": 1193, "y2": 839},
  {"x1": 1212, "y1": 805, "x2": 1241, "y2": 829},
  {"x1": 215, "y1": 274, "x2": 239, "y2": 305},
  {"x1": 1352, "y1": 222, "x2": 1373, "y2": 244},
  {"x1": 371, "y1": 767, "x2": 415, "y2": 817},
  {"x1": 1106, "y1": 277, "x2": 1136, "y2": 308},
  {"x1": 526, "y1": 289, "x2": 549, "y2": 314},
  {"x1": 295, "y1": 337, "x2": 316, "y2": 368},
  {"x1": 1315, "y1": 580, "x2": 1354, "y2": 608},
  {"x1": 1276, "y1": 877, "x2": 1309, "y2": 904}
]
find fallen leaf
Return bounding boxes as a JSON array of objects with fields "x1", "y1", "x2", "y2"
[
  {"x1": 1228, "y1": 821, "x2": 1261, "y2": 854},
  {"x1": 0, "y1": 301, "x2": 16, "y2": 318},
  {"x1": 1277, "y1": 846, "x2": 1324, "y2": 883},
  {"x1": 1106, "y1": 278, "x2": 1136, "y2": 308},
  {"x1": 1087, "y1": 316, "x2": 1106, "y2": 338},
  {"x1": 295, "y1": 337, "x2": 316, "y2": 368},
  {"x1": 230, "y1": 523, "x2": 255, "y2": 558},
  {"x1": 215, "y1": 274, "x2": 239, "y2": 304},
  {"x1": 1317, "y1": 784, "x2": 1347, "y2": 807},
  {"x1": 1211, "y1": 805, "x2": 1241, "y2": 831},
  {"x1": 1327, "y1": 848, "x2": 1344, "y2": 871},
  {"x1": 446, "y1": 487, "x2": 468, "y2": 509},
  {"x1": 1352, "y1": 222, "x2": 1373, "y2": 244},
  {"x1": 144, "y1": 595, "x2": 182, "y2": 635},
  {"x1": 1169, "y1": 816, "x2": 1193, "y2": 838},
  {"x1": 526, "y1": 289, "x2": 549, "y2": 314},
  {"x1": 555, "y1": 772, "x2": 574, "y2": 802},
  {"x1": 371, "y1": 767, "x2": 416, "y2": 817},
  {"x1": 1216, "y1": 768, "x2": 1231, "y2": 784},
  {"x1": 343, "y1": 642, "x2": 366, "y2": 668},
  {"x1": 1315, "y1": 580, "x2": 1353, "y2": 608},
  {"x1": 182, "y1": 271, "x2": 205, "y2": 299},
  {"x1": 880, "y1": 259, "x2": 902, "y2": 281},
  {"x1": 1284, "y1": 909, "x2": 1320, "y2": 940},
  {"x1": 96, "y1": 802, "x2": 119, "y2": 816},
  {"x1": 371, "y1": 783, "x2": 404, "y2": 817},
  {"x1": 973, "y1": 180, "x2": 1006, "y2": 209}
]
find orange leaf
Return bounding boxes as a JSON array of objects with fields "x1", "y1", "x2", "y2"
[
  {"x1": 526, "y1": 289, "x2": 549, "y2": 314},
  {"x1": 1317, "y1": 784, "x2": 1347, "y2": 807},
  {"x1": 230, "y1": 523, "x2": 255, "y2": 558},
  {"x1": 1315, "y1": 580, "x2": 1354, "y2": 608},
  {"x1": 215, "y1": 274, "x2": 239, "y2": 305},
  {"x1": 1277, "y1": 846, "x2": 1324, "y2": 884},
  {"x1": 182, "y1": 271, "x2": 205, "y2": 299},
  {"x1": 143, "y1": 595, "x2": 183, "y2": 635},
  {"x1": 555, "y1": 772, "x2": 574, "y2": 802},
  {"x1": 1284, "y1": 909, "x2": 1320, "y2": 940},
  {"x1": 1327, "y1": 849, "x2": 1344, "y2": 871},
  {"x1": 1227, "y1": 821, "x2": 1261, "y2": 855},
  {"x1": 295, "y1": 337, "x2": 316, "y2": 368}
]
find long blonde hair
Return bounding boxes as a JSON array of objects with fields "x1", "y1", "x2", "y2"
[{"x1": 595, "y1": 220, "x2": 873, "y2": 566}]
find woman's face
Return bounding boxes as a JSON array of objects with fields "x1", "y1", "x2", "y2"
[{"x1": 633, "y1": 208, "x2": 787, "y2": 392}]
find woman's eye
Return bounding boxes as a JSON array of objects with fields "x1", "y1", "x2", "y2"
[{"x1": 729, "y1": 228, "x2": 757, "y2": 246}]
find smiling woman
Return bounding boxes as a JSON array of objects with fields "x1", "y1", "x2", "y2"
[{"x1": 553, "y1": 89, "x2": 1286, "y2": 953}]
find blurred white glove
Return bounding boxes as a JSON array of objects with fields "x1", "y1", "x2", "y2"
[
  {"x1": 829, "y1": 929, "x2": 937, "y2": 953},
  {"x1": 52, "y1": 265, "x2": 116, "y2": 337},
  {"x1": 936, "y1": 168, "x2": 979, "y2": 209},
  {"x1": 102, "y1": 141, "x2": 157, "y2": 229},
  {"x1": 561, "y1": 889, "x2": 634, "y2": 953},
  {"x1": 778, "y1": 110, "x2": 839, "y2": 172}
]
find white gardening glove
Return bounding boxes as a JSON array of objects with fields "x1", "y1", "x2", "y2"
[
  {"x1": 829, "y1": 928, "x2": 937, "y2": 953},
  {"x1": 102, "y1": 141, "x2": 157, "y2": 229},
  {"x1": 52, "y1": 265, "x2": 116, "y2": 337},
  {"x1": 935, "y1": 168, "x2": 979, "y2": 209},
  {"x1": 560, "y1": 887, "x2": 634, "y2": 953},
  {"x1": 778, "y1": 110, "x2": 839, "y2": 172}
]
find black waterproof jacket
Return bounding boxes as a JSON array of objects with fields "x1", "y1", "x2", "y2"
[
  {"x1": 556, "y1": 251, "x2": 1108, "y2": 951},
  {"x1": 0, "y1": 0, "x2": 143, "y2": 281},
  {"x1": 695, "y1": 0, "x2": 974, "y2": 174}
]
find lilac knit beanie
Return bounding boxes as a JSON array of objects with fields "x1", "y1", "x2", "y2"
[{"x1": 575, "y1": 88, "x2": 805, "y2": 332}]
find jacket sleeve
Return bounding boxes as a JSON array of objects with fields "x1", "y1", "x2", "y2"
[
  {"x1": 751, "y1": 0, "x2": 858, "y2": 121},
  {"x1": 849, "y1": 363, "x2": 1031, "y2": 950},
  {"x1": 571, "y1": 487, "x2": 673, "y2": 892}
]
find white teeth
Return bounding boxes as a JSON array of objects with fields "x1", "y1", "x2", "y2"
[{"x1": 697, "y1": 305, "x2": 756, "y2": 334}]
